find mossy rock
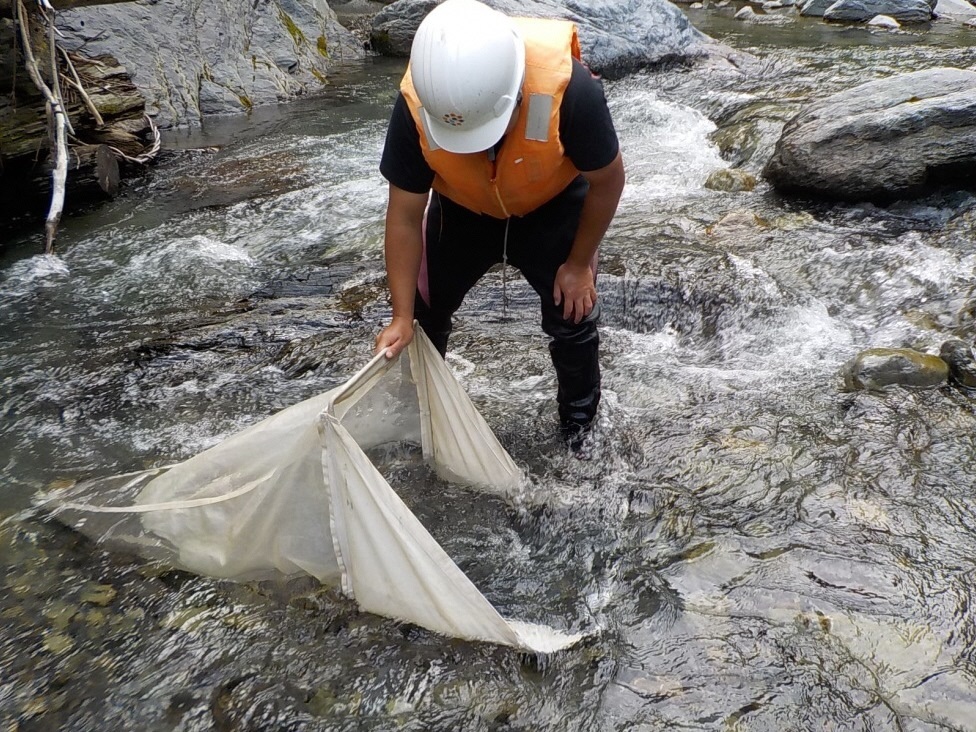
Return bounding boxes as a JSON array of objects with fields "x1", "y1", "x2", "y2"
[
  {"x1": 704, "y1": 168, "x2": 757, "y2": 193},
  {"x1": 843, "y1": 347, "x2": 949, "y2": 391}
]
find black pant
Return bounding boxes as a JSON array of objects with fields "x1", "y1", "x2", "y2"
[{"x1": 414, "y1": 178, "x2": 601, "y2": 433}]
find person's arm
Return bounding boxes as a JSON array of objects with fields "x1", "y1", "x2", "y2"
[
  {"x1": 374, "y1": 183, "x2": 429, "y2": 358},
  {"x1": 553, "y1": 150, "x2": 625, "y2": 323}
]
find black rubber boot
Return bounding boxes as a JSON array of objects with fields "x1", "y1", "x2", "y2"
[{"x1": 546, "y1": 312, "x2": 601, "y2": 451}]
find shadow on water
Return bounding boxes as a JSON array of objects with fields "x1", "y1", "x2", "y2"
[{"x1": 3, "y1": 9, "x2": 976, "y2": 732}]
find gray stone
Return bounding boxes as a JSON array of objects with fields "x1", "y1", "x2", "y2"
[
  {"x1": 939, "y1": 339, "x2": 976, "y2": 388},
  {"x1": 799, "y1": 0, "x2": 837, "y2": 16},
  {"x1": 843, "y1": 348, "x2": 949, "y2": 391},
  {"x1": 823, "y1": 0, "x2": 933, "y2": 22},
  {"x1": 704, "y1": 168, "x2": 757, "y2": 192},
  {"x1": 735, "y1": 5, "x2": 793, "y2": 20},
  {"x1": 935, "y1": 0, "x2": 976, "y2": 16},
  {"x1": 370, "y1": 0, "x2": 437, "y2": 56},
  {"x1": 706, "y1": 210, "x2": 768, "y2": 238},
  {"x1": 370, "y1": 0, "x2": 755, "y2": 80},
  {"x1": 198, "y1": 80, "x2": 247, "y2": 116},
  {"x1": 56, "y1": 0, "x2": 366, "y2": 128},
  {"x1": 763, "y1": 67, "x2": 976, "y2": 201}
]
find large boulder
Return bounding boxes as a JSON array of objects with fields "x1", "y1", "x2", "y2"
[
  {"x1": 370, "y1": 0, "x2": 750, "y2": 80},
  {"x1": 935, "y1": 0, "x2": 976, "y2": 17},
  {"x1": 763, "y1": 67, "x2": 976, "y2": 201},
  {"x1": 823, "y1": 0, "x2": 933, "y2": 22},
  {"x1": 798, "y1": 0, "x2": 838, "y2": 16},
  {"x1": 56, "y1": 0, "x2": 366, "y2": 127}
]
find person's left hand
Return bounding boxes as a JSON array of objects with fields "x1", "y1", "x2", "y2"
[{"x1": 553, "y1": 261, "x2": 597, "y2": 324}]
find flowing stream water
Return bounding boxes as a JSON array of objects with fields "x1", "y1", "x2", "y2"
[{"x1": 2, "y1": 7, "x2": 976, "y2": 730}]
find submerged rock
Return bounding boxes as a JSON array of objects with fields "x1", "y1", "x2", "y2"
[
  {"x1": 763, "y1": 67, "x2": 976, "y2": 202},
  {"x1": 843, "y1": 347, "x2": 949, "y2": 391},
  {"x1": 770, "y1": 211, "x2": 817, "y2": 229},
  {"x1": 939, "y1": 339, "x2": 976, "y2": 388},
  {"x1": 708, "y1": 99, "x2": 796, "y2": 168},
  {"x1": 706, "y1": 210, "x2": 769, "y2": 238},
  {"x1": 704, "y1": 168, "x2": 757, "y2": 192},
  {"x1": 43, "y1": 630, "x2": 75, "y2": 656},
  {"x1": 79, "y1": 583, "x2": 118, "y2": 607}
]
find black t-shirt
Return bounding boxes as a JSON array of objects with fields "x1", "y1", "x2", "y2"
[{"x1": 380, "y1": 59, "x2": 619, "y2": 195}]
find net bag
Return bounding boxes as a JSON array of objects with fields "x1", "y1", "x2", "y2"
[{"x1": 41, "y1": 328, "x2": 580, "y2": 653}]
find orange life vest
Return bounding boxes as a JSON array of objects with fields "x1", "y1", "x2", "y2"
[{"x1": 400, "y1": 17, "x2": 582, "y2": 219}]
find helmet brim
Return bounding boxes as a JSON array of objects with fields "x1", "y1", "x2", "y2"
[{"x1": 421, "y1": 95, "x2": 519, "y2": 155}]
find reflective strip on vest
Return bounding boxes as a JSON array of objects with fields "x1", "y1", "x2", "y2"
[{"x1": 525, "y1": 93, "x2": 553, "y2": 142}]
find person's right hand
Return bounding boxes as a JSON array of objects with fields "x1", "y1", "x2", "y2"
[{"x1": 374, "y1": 316, "x2": 415, "y2": 359}]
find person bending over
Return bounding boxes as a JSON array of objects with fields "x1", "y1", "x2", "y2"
[{"x1": 374, "y1": 0, "x2": 625, "y2": 450}]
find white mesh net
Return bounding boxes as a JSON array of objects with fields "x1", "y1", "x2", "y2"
[{"x1": 39, "y1": 328, "x2": 581, "y2": 652}]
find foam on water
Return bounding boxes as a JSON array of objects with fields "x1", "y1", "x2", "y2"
[
  {"x1": 0, "y1": 253, "x2": 70, "y2": 299},
  {"x1": 608, "y1": 80, "x2": 727, "y2": 203},
  {"x1": 92, "y1": 233, "x2": 261, "y2": 312}
]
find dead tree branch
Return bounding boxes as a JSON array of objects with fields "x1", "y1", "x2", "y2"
[
  {"x1": 60, "y1": 47, "x2": 104, "y2": 126},
  {"x1": 109, "y1": 114, "x2": 159, "y2": 164},
  {"x1": 16, "y1": 0, "x2": 70, "y2": 254}
]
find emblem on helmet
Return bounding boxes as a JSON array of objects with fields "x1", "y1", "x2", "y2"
[{"x1": 443, "y1": 112, "x2": 465, "y2": 127}]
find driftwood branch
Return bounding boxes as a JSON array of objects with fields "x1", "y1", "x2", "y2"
[
  {"x1": 60, "y1": 47, "x2": 104, "y2": 126},
  {"x1": 16, "y1": 0, "x2": 70, "y2": 254},
  {"x1": 45, "y1": 100, "x2": 68, "y2": 251},
  {"x1": 46, "y1": 9, "x2": 74, "y2": 135},
  {"x1": 109, "y1": 114, "x2": 159, "y2": 164}
]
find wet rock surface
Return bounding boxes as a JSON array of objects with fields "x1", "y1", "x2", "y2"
[
  {"x1": 823, "y1": 0, "x2": 934, "y2": 21},
  {"x1": 939, "y1": 338, "x2": 976, "y2": 388},
  {"x1": 763, "y1": 67, "x2": 976, "y2": 202},
  {"x1": 4, "y1": 9, "x2": 976, "y2": 732},
  {"x1": 843, "y1": 347, "x2": 949, "y2": 390},
  {"x1": 55, "y1": 0, "x2": 367, "y2": 128},
  {"x1": 704, "y1": 168, "x2": 758, "y2": 192},
  {"x1": 369, "y1": 0, "x2": 755, "y2": 79}
]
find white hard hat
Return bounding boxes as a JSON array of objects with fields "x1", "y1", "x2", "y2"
[{"x1": 410, "y1": 0, "x2": 525, "y2": 154}]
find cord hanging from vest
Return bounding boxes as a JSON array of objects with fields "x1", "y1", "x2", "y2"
[{"x1": 502, "y1": 217, "x2": 510, "y2": 319}]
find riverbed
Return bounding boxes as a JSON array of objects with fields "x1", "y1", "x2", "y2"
[{"x1": 2, "y1": 5, "x2": 976, "y2": 730}]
